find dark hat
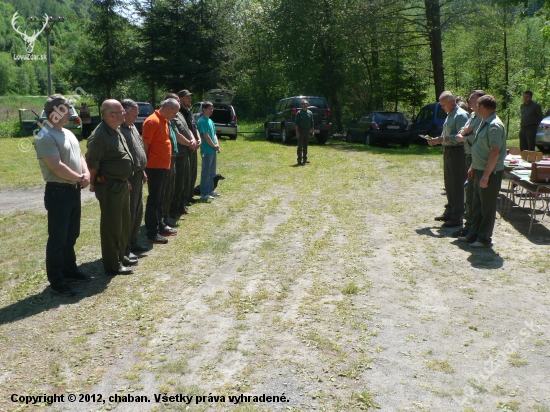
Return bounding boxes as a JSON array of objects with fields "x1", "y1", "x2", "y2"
[
  {"x1": 44, "y1": 94, "x2": 75, "y2": 115},
  {"x1": 177, "y1": 89, "x2": 193, "y2": 97}
]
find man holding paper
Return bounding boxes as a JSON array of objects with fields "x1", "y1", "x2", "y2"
[{"x1": 428, "y1": 91, "x2": 469, "y2": 228}]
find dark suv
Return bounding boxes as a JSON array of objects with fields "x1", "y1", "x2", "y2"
[{"x1": 265, "y1": 96, "x2": 332, "y2": 145}]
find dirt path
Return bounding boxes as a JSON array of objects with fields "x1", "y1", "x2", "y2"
[
  {"x1": 0, "y1": 186, "x2": 96, "y2": 215},
  {"x1": 0, "y1": 142, "x2": 549, "y2": 412}
]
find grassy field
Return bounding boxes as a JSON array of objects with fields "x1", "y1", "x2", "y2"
[{"x1": 0, "y1": 126, "x2": 547, "y2": 411}]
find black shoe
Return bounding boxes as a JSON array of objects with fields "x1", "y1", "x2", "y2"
[
  {"x1": 434, "y1": 214, "x2": 451, "y2": 221},
  {"x1": 123, "y1": 256, "x2": 138, "y2": 266},
  {"x1": 161, "y1": 227, "x2": 177, "y2": 236},
  {"x1": 442, "y1": 219, "x2": 463, "y2": 228},
  {"x1": 65, "y1": 271, "x2": 91, "y2": 283},
  {"x1": 452, "y1": 228, "x2": 469, "y2": 238},
  {"x1": 130, "y1": 244, "x2": 149, "y2": 253},
  {"x1": 106, "y1": 266, "x2": 134, "y2": 276},
  {"x1": 50, "y1": 283, "x2": 77, "y2": 296},
  {"x1": 148, "y1": 234, "x2": 168, "y2": 244}
]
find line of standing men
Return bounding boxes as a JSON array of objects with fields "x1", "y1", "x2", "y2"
[
  {"x1": 34, "y1": 90, "x2": 206, "y2": 296},
  {"x1": 428, "y1": 91, "x2": 507, "y2": 248}
]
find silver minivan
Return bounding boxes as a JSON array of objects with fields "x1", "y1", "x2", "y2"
[
  {"x1": 192, "y1": 89, "x2": 238, "y2": 140},
  {"x1": 536, "y1": 115, "x2": 550, "y2": 152}
]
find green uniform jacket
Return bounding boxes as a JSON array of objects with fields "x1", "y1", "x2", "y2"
[
  {"x1": 472, "y1": 113, "x2": 507, "y2": 172},
  {"x1": 442, "y1": 106, "x2": 469, "y2": 146},
  {"x1": 86, "y1": 121, "x2": 133, "y2": 180},
  {"x1": 464, "y1": 113, "x2": 483, "y2": 155},
  {"x1": 295, "y1": 109, "x2": 313, "y2": 131}
]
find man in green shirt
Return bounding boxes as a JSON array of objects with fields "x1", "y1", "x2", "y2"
[
  {"x1": 294, "y1": 100, "x2": 314, "y2": 165},
  {"x1": 454, "y1": 90, "x2": 486, "y2": 237},
  {"x1": 458, "y1": 95, "x2": 506, "y2": 248},
  {"x1": 428, "y1": 91, "x2": 469, "y2": 227},
  {"x1": 519, "y1": 90, "x2": 543, "y2": 152},
  {"x1": 86, "y1": 100, "x2": 135, "y2": 275}
]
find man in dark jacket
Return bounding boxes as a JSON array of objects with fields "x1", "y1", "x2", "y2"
[{"x1": 294, "y1": 100, "x2": 314, "y2": 165}]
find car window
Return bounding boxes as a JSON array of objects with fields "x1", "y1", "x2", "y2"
[
  {"x1": 287, "y1": 98, "x2": 295, "y2": 110},
  {"x1": 436, "y1": 105, "x2": 447, "y2": 119},
  {"x1": 305, "y1": 98, "x2": 328, "y2": 109},
  {"x1": 276, "y1": 100, "x2": 285, "y2": 112},
  {"x1": 138, "y1": 104, "x2": 153, "y2": 116},
  {"x1": 375, "y1": 112, "x2": 408, "y2": 123},
  {"x1": 417, "y1": 106, "x2": 434, "y2": 122},
  {"x1": 192, "y1": 103, "x2": 201, "y2": 113}
]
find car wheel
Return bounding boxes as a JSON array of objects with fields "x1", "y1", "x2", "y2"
[
  {"x1": 281, "y1": 127, "x2": 291, "y2": 144},
  {"x1": 229, "y1": 134, "x2": 237, "y2": 140},
  {"x1": 365, "y1": 133, "x2": 371, "y2": 146},
  {"x1": 537, "y1": 145, "x2": 550, "y2": 153},
  {"x1": 265, "y1": 127, "x2": 272, "y2": 141},
  {"x1": 401, "y1": 141, "x2": 410, "y2": 148},
  {"x1": 346, "y1": 132, "x2": 353, "y2": 143},
  {"x1": 318, "y1": 132, "x2": 327, "y2": 145}
]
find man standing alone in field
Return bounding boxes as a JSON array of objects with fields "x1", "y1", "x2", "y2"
[
  {"x1": 295, "y1": 100, "x2": 314, "y2": 165},
  {"x1": 519, "y1": 90, "x2": 543, "y2": 152},
  {"x1": 34, "y1": 94, "x2": 91, "y2": 296}
]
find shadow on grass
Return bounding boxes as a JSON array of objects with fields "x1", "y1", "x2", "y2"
[
  {"x1": 450, "y1": 240, "x2": 504, "y2": 269},
  {"x1": 243, "y1": 133, "x2": 443, "y2": 156},
  {"x1": 0, "y1": 258, "x2": 114, "y2": 326},
  {"x1": 497, "y1": 194, "x2": 550, "y2": 244}
]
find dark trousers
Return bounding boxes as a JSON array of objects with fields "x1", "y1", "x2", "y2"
[
  {"x1": 162, "y1": 157, "x2": 177, "y2": 222},
  {"x1": 170, "y1": 150, "x2": 190, "y2": 217},
  {"x1": 145, "y1": 167, "x2": 168, "y2": 239},
  {"x1": 127, "y1": 170, "x2": 144, "y2": 253},
  {"x1": 519, "y1": 124, "x2": 538, "y2": 152},
  {"x1": 443, "y1": 145, "x2": 466, "y2": 220},
  {"x1": 467, "y1": 169, "x2": 503, "y2": 244},
  {"x1": 186, "y1": 149, "x2": 198, "y2": 202},
  {"x1": 464, "y1": 155, "x2": 474, "y2": 230},
  {"x1": 44, "y1": 184, "x2": 81, "y2": 287},
  {"x1": 297, "y1": 129, "x2": 310, "y2": 163},
  {"x1": 94, "y1": 178, "x2": 131, "y2": 272}
]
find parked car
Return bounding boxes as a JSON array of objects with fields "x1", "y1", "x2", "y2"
[
  {"x1": 264, "y1": 96, "x2": 332, "y2": 145},
  {"x1": 192, "y1": 89, "x2": 238, "y2": 140},
  {"x1": 536, "y1": 116, "x2": 550, "y2": 152},
  {"x1": 346, "y1": 111, "x2": 411, "y2": 148},
  {"x1": 38, "y1": 106, "x2": 82, "y2": 138},
  {"x1": 135, "y1": 102, "x2": 154, "y2": 135},
  {"x1": 410, "y1": 102, "x2": 447, "y2": 143}
]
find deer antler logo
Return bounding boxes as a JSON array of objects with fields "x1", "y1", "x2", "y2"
[{"x1": 11, "y1": 11, "x2": 49, "y2": 55}]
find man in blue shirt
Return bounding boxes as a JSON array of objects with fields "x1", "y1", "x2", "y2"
[{"x1": 197, "y1": 101, "x2": 220, "y2": 201}]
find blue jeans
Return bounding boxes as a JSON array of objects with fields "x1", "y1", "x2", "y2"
[
  {"x1": 200, "y1": 153, "x2": 217, "y2": 196},
  {"x1": 44, "y1": 184, "x2": 81, "y2": 287}
]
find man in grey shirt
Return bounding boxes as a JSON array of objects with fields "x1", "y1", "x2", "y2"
[
  {"x1": 519, "y1": 90, "x2": 543, "y2": 151},
  {"x1": 34, "y1": 94, "x2": 91, "y2": 296},
  {"x1": 120, "y1": 99, "x2": 149, "y2": 255},
  {"x1": 428, "y1": 91, "x2": 469, "y2": 228}
]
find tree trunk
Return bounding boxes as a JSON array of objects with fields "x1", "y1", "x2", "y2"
[
  {"x1": 424, "y1": 0, "x2": 445, "y2": 100},
  {"x1": 502, "y1": 7, "x2": 509, "y2": 110}
]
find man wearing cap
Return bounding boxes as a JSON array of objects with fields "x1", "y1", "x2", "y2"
[
  {"x1": 86, "y1": 100, "x2": 135, "y2": 275},
  {"x1": 295, "y1": 100, "x2": 314, "y2": 165},
  {"x1": 120, "y1": 99, "x2": 148, "y2": 255},
  {"x1": 142, "y1": 98, "x2": 181, "y2": 244},
  {"x1": 167, "y1": 93, "x2": 196, "y2": 224},
  {"x1": 178, "y1": 89, "x2": 201, "y2": 204},
  {"x1": 34, "y1": 94, "x2": 91, "y2": 296}
]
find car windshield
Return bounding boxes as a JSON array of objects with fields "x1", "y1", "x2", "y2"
[
  {"x1": 375, "y1": 112, "x2": 407, "y2": 123},
  {"x1": 299, "y1": 98, "x2": 328, "y2": 109},
  {"x1": 138, "y1": 104, "x2": 153, "y2": 116}
]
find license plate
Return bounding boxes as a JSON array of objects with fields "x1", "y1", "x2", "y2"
[{"x1": 387, "y1": 125, "x2": 399, "y2": 129}]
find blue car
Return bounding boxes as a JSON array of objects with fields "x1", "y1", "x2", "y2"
[{"x1": 410, "y1": 102, "x2": 446, "y2": 143}]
